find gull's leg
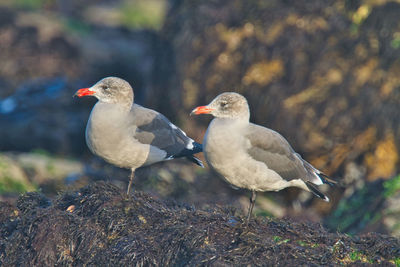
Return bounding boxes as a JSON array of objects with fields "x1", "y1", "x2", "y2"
[
  {"x1": 246, "y1": 190, "x2": 257, "y2": 223},
  {"x1": 126, "y1": 169, "x2": 135, "y2": 196}
]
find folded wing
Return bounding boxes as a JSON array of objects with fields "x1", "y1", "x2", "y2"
[
  {"x1": 130, "y1": 104, "x2": 203, "y2": 166},
  {"x1": 245, "y1": 123, "x2": 323, "y2": 185}
]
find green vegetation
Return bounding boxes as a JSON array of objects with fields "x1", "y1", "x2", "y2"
[
  {"x1": 0, "y1": 154, "x2": 36, "y2": 193},
  {"x1": 349, "y1": 249, "x2": 363, "y2": 261},
  {"x1": 272, "y1": 236, "x2": 290, "y2": 244},
  {"x1": 32, "y1": 148, "x2": 52, "y2": 157},
  {"x1": 5, "y1": 0, "x2": 53, "y2": 9},
  {"x1": 119, "y1": 0, "x2": 166, "y2": 30},
  {"x1": 63, "y1": 18, "x2": 92, "y2": 36},
  {"x1": 348, "y1": 249, "x2": 376, "y2": 264},
  {"x1": 0, "y1": 176, "x2": 29, "y2": 193},
  {"x1": 326, "y1": 174, "x2": 400, "y2": 236},
  {"x1": 327, "y1": 185, "x2": 370, "y2": 234},
  {"x1": 297, "y1": 240, "x2": 308, "y2": 246},
  {"x1": 296, "y1": 240, "x2": 319, "y2": 248},
  {"x1": 383, "y1": 174, "x2": 400, "y2": 198},
  {"x1": 1, "y1": 0, "x2": 167, "y2": 31},
  {"x1": 45, "y1": 160, "x2": 56, "y2": 176},
  {"x1": 272, "y1": 236, "x2": 281, "y2": 242},
  {"x1": 391, "y1": 36, "x2": 400, "y2": 49},
  {"x1": 255, "y1": 210, "x2": 274, "y2": 218}
]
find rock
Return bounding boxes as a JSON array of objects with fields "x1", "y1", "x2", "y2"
[
  {"x1": 5, "y1": 152, "x2": 86, "y2": 195},
  {"x1": 0, "y1": 7, "x2": 81, "y2": 92},
  {"x1": 7, "y1": 152, "x2": 84, "y2": 184},
  {"x1": 0, "y1": 182, "x2": 398, "y2": 265},
  {"x1": 0, "y1": 151, "x2": 88, "y2": 198},
  {"x1": 158, "y1": 0, "x2": 400, "y2": 184},
  {"x1": 0, "y1": 154, "x2": 35, "y2": 194},
  {"x1": 325, "y1": 175, "x2": 400, "y2": 237},
  {"x1": 0, "y1": 6, "x2": 166, "y2": 156},
  {"x1": 0, "y1": 78, "x2": 90, "y2": 155}
]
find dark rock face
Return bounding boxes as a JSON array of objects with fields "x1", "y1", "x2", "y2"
[
  {"x1": 0, "y1": 8, "x2": 81, "y2": 94},
  {"x1": 325, "y1": 175, "x2": 400, "y2": 237},
  {"x1": 0, "y1": 182, "x2": 399, "y2": 265},
  {"x1": 158, "y1": 0, "x2": 400, "y2": 183},
  {"x1": 0, "y1": 78, "x2": 90, "y2": 155},
  {"x1": 0, "y1": 6, "x2": 163, "y2": 156}
]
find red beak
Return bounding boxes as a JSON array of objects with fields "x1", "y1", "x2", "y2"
[
  {"x1": 74, "y1": 88, "x2": 95, "y2": 97},
  {"x1": 190, "y1": 106, "x2": 214, "y2": 115}
]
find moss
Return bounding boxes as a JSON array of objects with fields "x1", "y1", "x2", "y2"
[
  {"x1": 119, "y1": 0, "x2": 166, "y2": 30},
  {"x1": 297, "y1": 240, "x2": 308, "y2": 246},
  {"x1": 328, "y1": 186, "x2": 369, "y2": 232},
  {"x1": 325, "y1": 179, "x2": 386, "y2": 234},
  {"x1": 391, "y1": 36, "x2": 400, "y2": 49},
  {"x1": 272, "y1": 236, "x2": 290, "y2": 244},
  {"x1": 272, "y1": 235, "x2": 281, "y2": 242},
  {"x1": 31, "y1": 149, "x2": 52, "y2": 157},
  {"x1": 349, "y1": 250, "x2": 363, "y2": 261},
  {"x1": 296, "y1": 240, "x2": 319, "y2": 248},
  {"x1": 347, "y1": 249, "x2": 374, "y2": 263},
  {"x1": 383, "y1": 175, "x2": 400, "y2": 198},
  {"x1": 0, "y1": 155, "x2": 36, "y2": 193},
  {"x1": 11, "y1": 0, "x2": 52, "y2": 9},
  {"x1": 336, "y1": 248, "x2": 375, "y2": 265},
  {"x1": 0, "y1": 176, "x2": 31, "y2": 193},
  {"x1": 0, "y1": 156, "x2": 8, "y2": 169},
  {"x1": 45, "y1": 160, "x2": 56, "y2": 176},
  {"x1": 255, "y1": 210, "x2": 274, "y2": 218}
]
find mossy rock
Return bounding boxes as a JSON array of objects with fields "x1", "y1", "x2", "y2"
[{"x1": 0, "y1": 154, "x2": 36, "y2": 193}]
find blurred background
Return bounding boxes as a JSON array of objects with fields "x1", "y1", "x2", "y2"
[{"x1": 0, "y1": 0, "x2": 399, "y2": 237}]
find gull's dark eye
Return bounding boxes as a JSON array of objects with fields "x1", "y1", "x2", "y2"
[
  {"x1": 100, "y1": 85, "x2": 108, "y2": 90},
  {"x1": 220, "y1": 101, "x2": 228, "y2": 108}
]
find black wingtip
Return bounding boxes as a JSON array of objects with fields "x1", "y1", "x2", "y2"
[
  {"x1": 317, "y1": 173, "x2": 337, "y2": 186},
  {"x1": 171, "y1": 142, "x2": 202, "y2": 158},
  {"x1": 305, "y1": 181, "x2": 330, "y2": 202},
  {"x1": 192, "y1": 142, "x2": 203, "y2": 154},
  {"x1": 186, "y1": 155, "x2": 204, "y2": 168},
  {"x1": 169, "y1": 142, "x2": 203, "y2": 166},
  {"x1": 302, "y1": 160, "x2": 336, "y2": 187}
]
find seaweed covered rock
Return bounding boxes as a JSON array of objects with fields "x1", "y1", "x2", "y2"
[
  {"x1": 157, "y1": 0, "x2": 400, "y2": 185},
  {"x1": 325, "y1": 175, "x2": 400, "y2": 237},
  {"x1": 0, "y1": 6, "x2": 162, "y2": 156},
  {"x1": 0, "y1": 182, "x2": 399, "y2": 265}
]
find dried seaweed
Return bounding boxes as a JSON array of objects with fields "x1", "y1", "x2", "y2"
[{"x1": 0, "y1": 182, "x2": 398, "y2": 266}]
